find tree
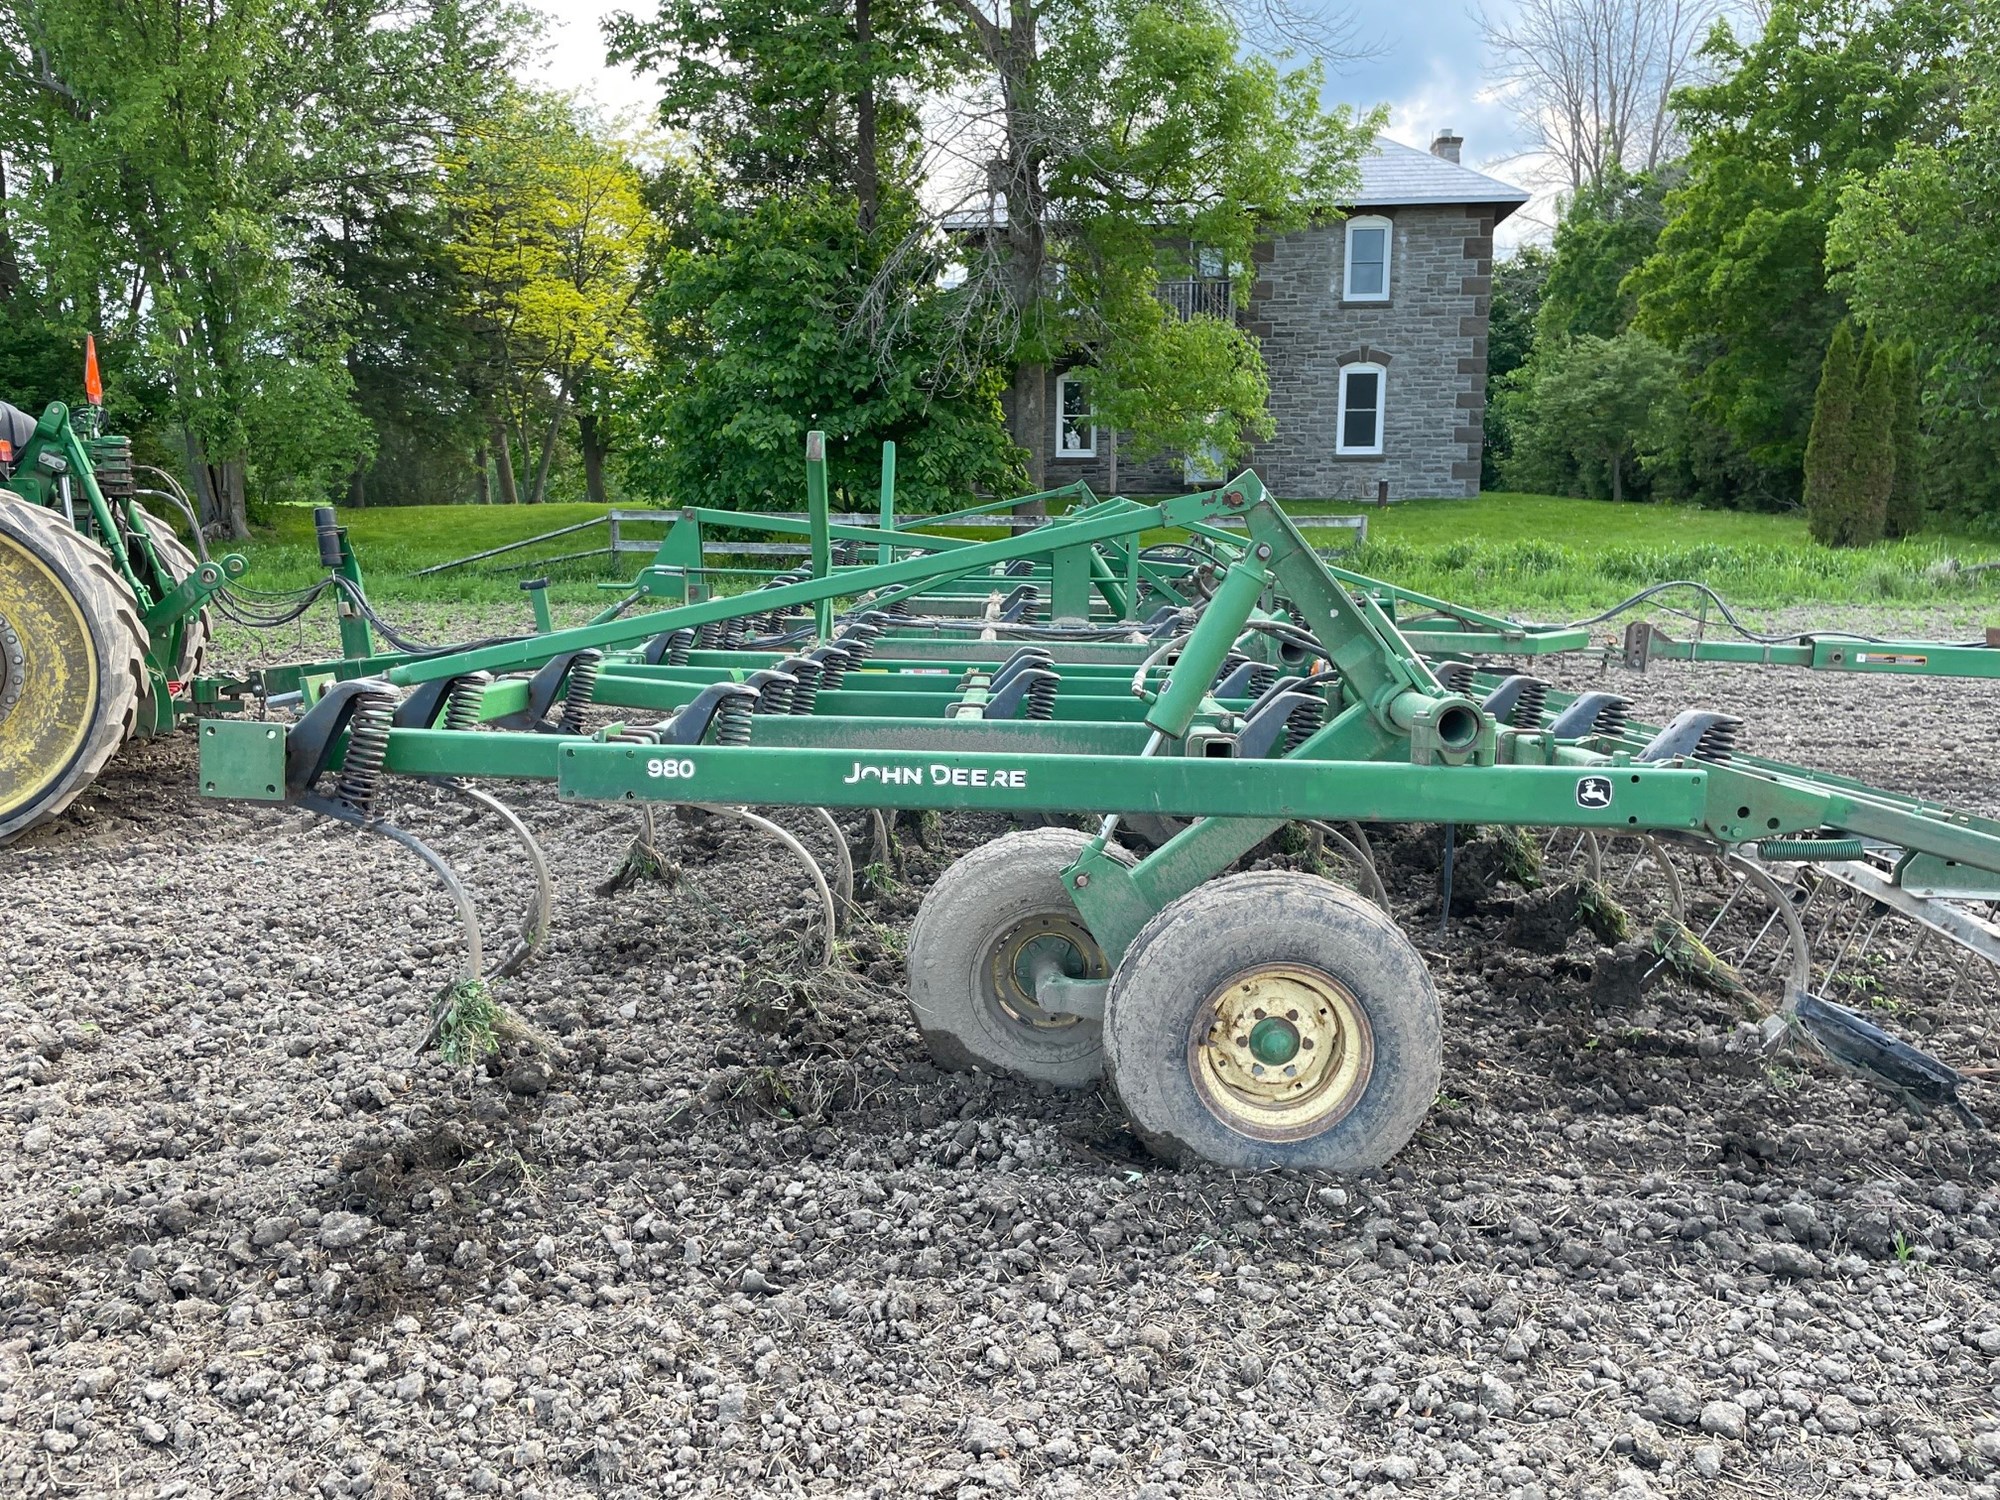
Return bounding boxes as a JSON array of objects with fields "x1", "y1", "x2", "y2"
[
  {"x1": 920, "y1": 0, "x2": 1371, "y2": 490},
  {"x1": 442, "y1": 94, "x2": 656, "y2": 506},
  {"x1": 1840, "y1": 328, "x2": 1894, "y2": 546},
  {"x1": 1538, "y1": 165, "x2": 1672, "y2": 340},
  {"x1": 1496, "y1": 330, "x2": 1682, "y2": 501},
  {"x1": 0, "y1": 0, "x2": 532, "y2": 532},
  {"x1": 1629, "y1": 0, "x2": 1967, "y2": 507},
  {"x1": 1481, "y1": 0, "x2": 1726, "y2": 189},
  {"x1": 1829, "y1": 20, "x2": 1999, "y2": 523},
  {"x1": 1482, "y1": 245, "x2": 1551, "y2": 488},
  {"x1": 1803, "y1": 320, "x2": 1866, "y2": 545},
  {"x1": 1882, "y1": 341, "x2": 1922, "y2": 538},
  {"x1": 628, "y1": 186, "x2": 1019, "y2": 509},
  {"x1": 609, "y1": 0, "x2": 1019, "y2": 510}
]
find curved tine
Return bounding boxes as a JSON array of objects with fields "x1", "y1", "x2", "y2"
[
  {"x1": 804, "y1": 806, "x2": 856, "y2": 922},
  {"x1": 1639, "y1": 836, "x2": 1688, "y2": 923},
  {"x1": 437, "y1": 781, "x2": 554, "y2": 979},
  {"x1": 866, "y1": 808, "x2": 892, "y2": 870},
  {"x1": 1305, "y1": 819, "x2": 1390, "y2": 911},
  {"x1": 1721, "y1": 852, "x2": 1812, "y2": 1007},
  {"x1": 303, "y1": 796, "x2": 484, "y2": 982},
  {"x1": 695, "y1": 804, "x2": 836, "y2": 971}
]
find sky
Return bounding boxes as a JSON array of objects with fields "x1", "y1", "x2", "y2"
[{"x1": 536, "y1": 1, "x2": 1553, "y2": 245}]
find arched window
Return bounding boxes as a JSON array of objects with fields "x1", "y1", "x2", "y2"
[
  {"x1": 1342, "y1": 215, "x2": 1392, "y2": 302},
  {"x1": 1337, "y1": 363, "x2": 1386, "y2": 455}
]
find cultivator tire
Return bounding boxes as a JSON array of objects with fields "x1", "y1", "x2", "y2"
[
  {"x1": 133, "y1": 504, "x2": 211, "y2": 682},
  {"x1": 0, "y1": 498, "x2": 147, "y2": 843},
  {"x1": 907, "y1": 828, "x2": 1133, "y2": 1087},
  {"x1": 1103, "y1": 871, "x2": 1442, "y2": 1171}
]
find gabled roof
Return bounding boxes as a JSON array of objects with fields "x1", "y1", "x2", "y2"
[{"x1": 1353, "y1": 139, "x2": 1529, "y2": 219}]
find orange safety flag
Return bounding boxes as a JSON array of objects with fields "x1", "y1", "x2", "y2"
[{"x1": 83, "y1": 334, "x2": 103, "y2": 406}]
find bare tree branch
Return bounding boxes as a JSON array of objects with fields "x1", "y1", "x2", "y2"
[{"x1": 1480, "y1": 0, "x2": 1730, "y2": 189}]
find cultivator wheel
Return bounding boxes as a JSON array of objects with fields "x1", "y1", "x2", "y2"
[
  {"x1": 1103, "y1": 871, "x2": 1442, "y2": 1170},
  {"x1": 0, "y1": 498, "x2": 147, "y2": 843},
  {"x1": 907, "y1": 827, "x2": 1134, "y2": 1087},
  {"x1": 133, "y1": 504, "x2": 212, "y2": 682}
]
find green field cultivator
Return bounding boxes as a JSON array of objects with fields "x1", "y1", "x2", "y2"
[{"x1": 9, "y1": 404, "x2": 2000, "y2": 1169}]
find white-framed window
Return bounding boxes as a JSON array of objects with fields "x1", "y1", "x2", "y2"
[
  {"x1": 1337, "y1": 363, "x2": 1386, "y2": 455},
  {"x1": 1055, "y1": 373, "x2": 1096, "y2": 458},
  {"x1": 1343, "y1": 215, "x2": 1391, "y2": 301}
]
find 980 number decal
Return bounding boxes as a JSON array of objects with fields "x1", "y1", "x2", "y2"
[{"x1": 645, "y1": 757, "x2": 697, "y2": 780}]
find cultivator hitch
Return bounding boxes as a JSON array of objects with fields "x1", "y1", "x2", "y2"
[{"x1": 194, "y1": 434, "x2": 2000, "y2": 1169}]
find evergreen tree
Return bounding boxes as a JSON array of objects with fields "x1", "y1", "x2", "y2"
[
  {"x1": 1803, "y1": 321, "x2": 1861, "y2": 545},
  {"x1": 1883, "y1": 341, "x2": 1924, "y2": 538},
  {"x1": 1846, "y1": 337, "x2": 1896, "y2": 545}
]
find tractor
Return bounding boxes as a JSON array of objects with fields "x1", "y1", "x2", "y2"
[{"x1": 0, "y1": 392, "x2": 239, "y2": 842}]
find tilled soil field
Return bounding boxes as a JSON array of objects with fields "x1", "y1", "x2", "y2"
[{"x1": 4, "y1": 605, "x2": 2000, "y2": 1500}]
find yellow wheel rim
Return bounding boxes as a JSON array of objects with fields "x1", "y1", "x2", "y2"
[
  {"x1": 1187, "y1": 963, "x2": 1374, "y2": 1141},
  {"x1": 0, "y1": 529, "x2": 99, "y2": 818}
]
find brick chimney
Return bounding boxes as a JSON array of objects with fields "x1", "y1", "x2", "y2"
[{"x1": 1430, "y1": 130, "x2": 1463, "y2": 164}]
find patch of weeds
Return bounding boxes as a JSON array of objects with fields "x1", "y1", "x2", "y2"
[
  {"x1": 1490, "y1": 826, "x2": 1546, "y2": 888},
  {"x1": 1576, "y1": 879, "x2": 1634, "y2": 943},
  {"x1": 434, "y1": 979, "x2": 502, "y2": 1065},
  {"x1": 594, "y1": 838, "x2": 679, "y2": 897},
  {"x1": 1650, "y1": 916, "x2": 1748, "y2": 1000}
]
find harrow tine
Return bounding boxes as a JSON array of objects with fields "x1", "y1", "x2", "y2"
[
  {"x1": 1304, "y1": 819, "x2": 1389, "y2": 910},
  {"x1": 806, "y1": 806, "x2": 857, "y2": 923},
  {"x1": 437, "y1": 781, "x2": 554, "y2": 979},
  {"x1": 694, "y1": 804, "x2": 836, "y2": 970}
]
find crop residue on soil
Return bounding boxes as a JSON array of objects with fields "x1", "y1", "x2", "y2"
[{"x1": 3, "y1": 606, "x2": 2000, "y2": 1499}]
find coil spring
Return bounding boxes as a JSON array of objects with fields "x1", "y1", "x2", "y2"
[
  {"x1": 817, "y1": 649, "x2": 850, "y2": 689},
  {"x1": 714, "y1": 692, "x2": 755, "y2": 745},
  {"x1": 839, "y1": 630, "x2": 876, "y2": 663},
  {"x1": 556, "y1": 652, "x2": 603, "y2": 735},
  {"x1": 790, "y1": 661, "x2": 822, "y2": 714},
  {"x1": 757, "y1": 676, "x2": 795, "y2": 714},
  {"x1": 1283, "y1": 698, "x2": 1326, "y2": 753},
  {"x1": 666, "y1": 628, "x2": 695, "y2": 666},
  {"x1": 1246, "y1": 664, "x2": 1278, "y2": 698},
  {"x1": 721, "y1": 616, "x2": 748, "y2": 649},
  {"x1": 889, "y1": 599, "x2": 914, "y2": 618},
  {"x1": 334, "y1": 685, "x2": 400, "y2": 818},
  {"x1": 1596, "y1": 697, "x2": 1632, "y2": 739},
  {"x1": 1434, "y1": 661, "x2": 1476, "y2": 694},
  {"x1": 696, "y1": 620, "x2": 724, "y2": 649},
  {"x1": 1695, "y1": 717, "x2": 1741, "y2": 763},
  {"x1": 1026, "y1": 675, "x2": 1058, "y2": 721},
  {"x1": 443, "y1": 672, "x2": 492, "y2": 732},
  {"x1": 1510, "y1": 679, "x2": 1549, "y2": 729}
]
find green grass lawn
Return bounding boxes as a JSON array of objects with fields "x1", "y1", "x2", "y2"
[{"x1": 223, "y1": 492, "x2": 2000, "y2": 620}]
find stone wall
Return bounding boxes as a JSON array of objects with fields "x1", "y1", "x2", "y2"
[{"x1": 1243, "y1": 205, "x2": 1493, "y2": 500}]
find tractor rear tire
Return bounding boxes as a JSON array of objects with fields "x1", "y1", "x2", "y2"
[
  {"x1": 906, "y1": 827, "x2": 1133, "y2": 1087},
  {"x1": 1103, "y1": 871, "x2": 1442, "y2": 1170},
  {"x1": 0, "y1": 498, "x2": 148, "y2": 844},
  {"x1": 133, "y1": 504, "x2": 211, "y2": 682}
]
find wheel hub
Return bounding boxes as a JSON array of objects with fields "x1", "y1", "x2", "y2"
[
  {"x1": 1188, "y1": 963, "x2": 1374, "y2": 1141},
  {"x1": 987, "y1": 915, "x2": 1105, "y2": 1031}
]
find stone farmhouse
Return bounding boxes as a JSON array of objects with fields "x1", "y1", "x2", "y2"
[{"x1": 1039, "y1": 132, "x2": 1529, "y2": 500}]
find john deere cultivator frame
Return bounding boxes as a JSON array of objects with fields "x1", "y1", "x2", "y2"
[{"x1": 191, "y1": 431, "x2": 1999, "y2": 1169}]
